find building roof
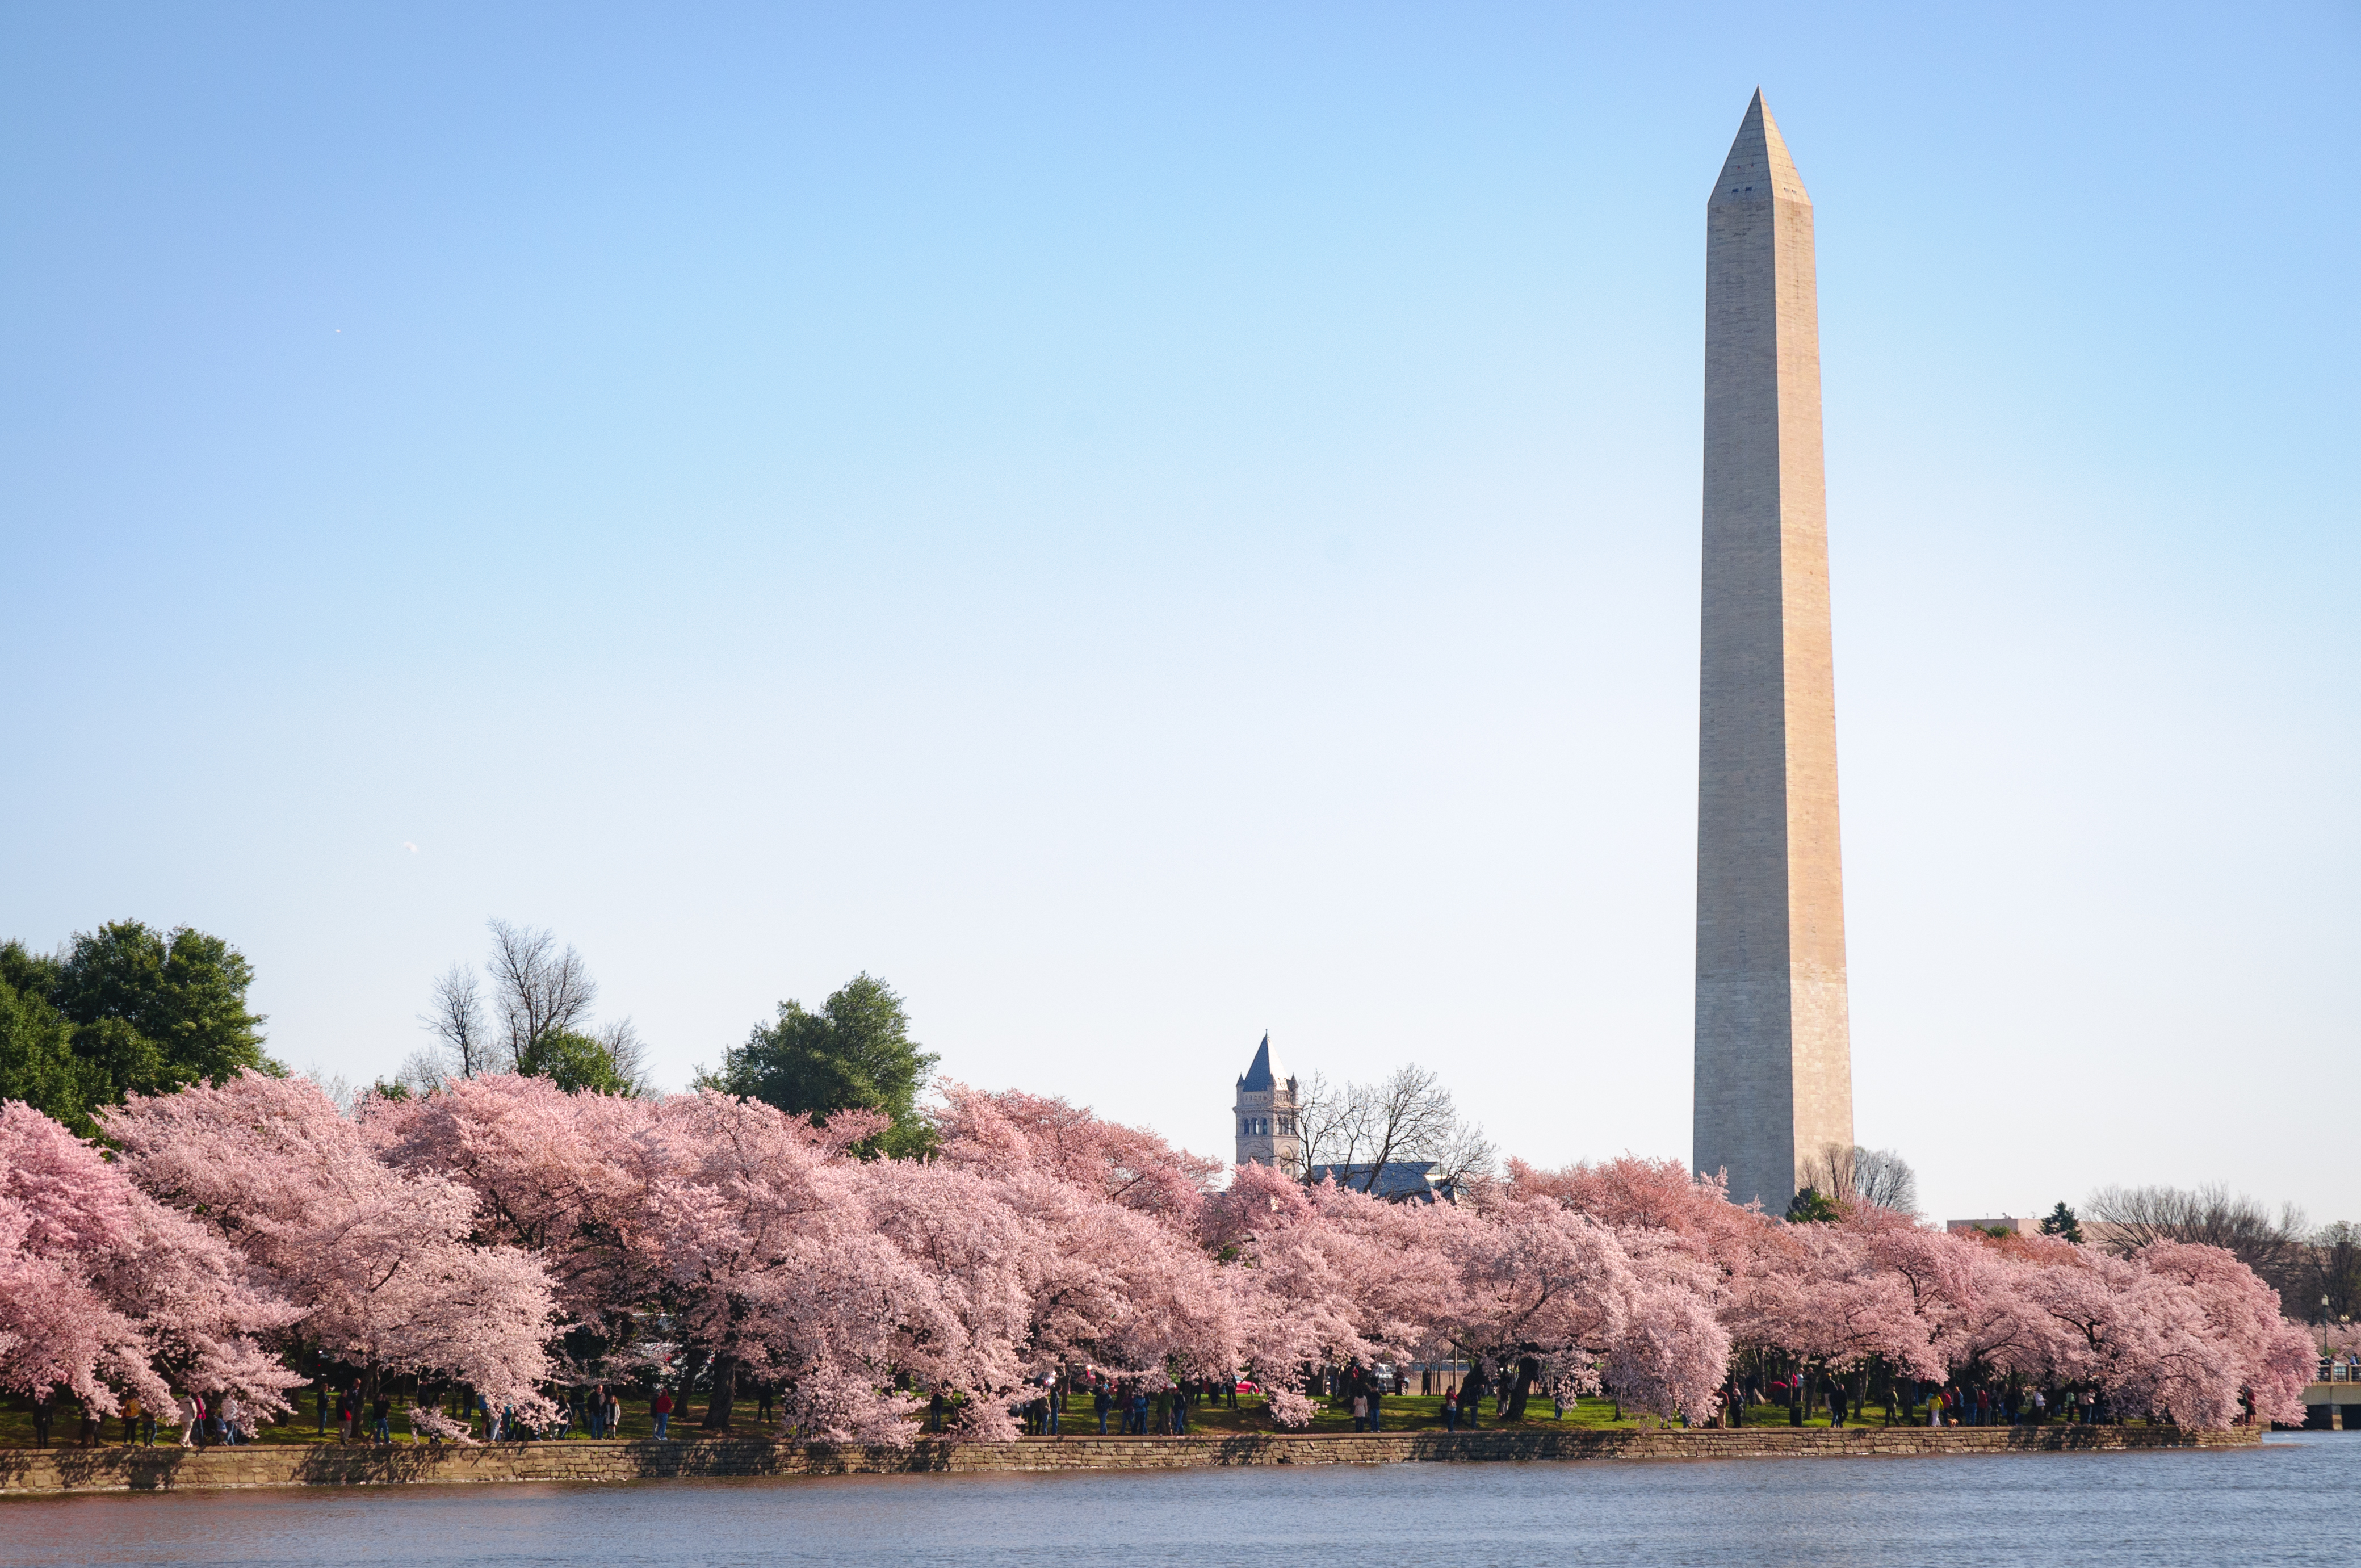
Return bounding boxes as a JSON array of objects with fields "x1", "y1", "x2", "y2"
[
  {"x1": 1237, "y1": 1032, "x2": 1288, "y2": 1092},
  {"x1": 1306, "y1": 1161, "x2": 1454, "y2": 1204},
  {"x1": 1946, "y1": 1216, "x2": 2043, "y2": 1237}
]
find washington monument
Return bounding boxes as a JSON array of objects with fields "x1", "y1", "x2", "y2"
[{"x1": 1692, "y1": 90, "x2": 1854, "y2": 1211}]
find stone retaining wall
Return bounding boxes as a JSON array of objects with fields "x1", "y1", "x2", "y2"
[{"x1": 0, "y1": 1423, "x2": 2259, "y2": 1497}]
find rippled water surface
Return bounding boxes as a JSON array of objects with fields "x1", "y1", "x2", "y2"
[{"x1": 3, "y1": 1433, "x2": 2351, "y2": 1567}]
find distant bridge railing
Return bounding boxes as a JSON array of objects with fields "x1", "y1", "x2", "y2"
[{"x1": 2317, "y1": 1360, "x2": 2357, "y2": 1383}]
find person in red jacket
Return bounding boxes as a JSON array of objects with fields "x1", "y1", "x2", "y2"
[{"x1": 652, "y1": 1387, "x2": 674, "y2": 1441}]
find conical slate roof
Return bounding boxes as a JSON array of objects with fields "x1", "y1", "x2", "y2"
[
  {"x1": 1710, "y1": 88, "x2": 1809, "y2": 207},
  {"x1": 1237, "y1": 1032, "x2": 1284, "y2": 1091}
]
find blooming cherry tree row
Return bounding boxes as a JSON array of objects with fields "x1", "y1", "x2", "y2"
[{"x1": 1, "y1": 1074, "x2": 2319, "y2": 1439}]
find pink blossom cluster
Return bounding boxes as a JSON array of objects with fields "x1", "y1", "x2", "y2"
[
  {"x1": 1508, "y1": 1157, "x2": 2319, "y2": 1429},
  {"x1": 1, "y1": 1073, "x2": 2320, "y2": 1440},
  {"x1": 0, "y1": 1101, "x2": 301, "y2": 1426}
]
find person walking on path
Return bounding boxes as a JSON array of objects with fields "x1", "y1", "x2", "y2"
[
  {"x1": 177, "y1": 1392, "x2": 200, "y2": 1448},
  {"x1": 1368, "y1": 1387, "x2": 1382, "y2": 1433},
  {"x1": 653, "y1": 1387, "x2": 674, "y2": 1441},
  {"x1": 120, "y1": 1395, "x2": 141, "y2": 1446},
  {"x1": 1442, "y1": 1390, "x2": 1458, "y2": 1432},
  {"x1": 1093, "y1": 1382, "x2": 1110, "y2": 1434}
]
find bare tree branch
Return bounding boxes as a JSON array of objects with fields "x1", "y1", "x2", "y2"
[
  {"x1": 1797, "y1": 1143, "x2": 1919, "y2": 1215},
  {"x1": 420, "y1": 962, "x2": 501, "y2": 1078},
  {"x1": 596, "y1": 1017, "x2": 653, "y2": 1097},
  {"x1": 2085, "y1": 1181, "x2": 2308, "y2": 1298},
  {"x1": 1294, "y1": 1062, "x2": 1488, "y2": 1194},
  {"x1": 485, "y1": 918, "x2": 596, "y2": 1062},
  {"x1": 1851, "y1": 1147, "x2": 1919, "y2": 1214},
  {"x1": 1294, "y1": 1070, "x2": 1361, "y2": 1176},
  {"x1": 393, "y1": 1047, "x2": 450, "y2": 1097},
  {"x1": 1426, "y1": 1119, "x2": 1498, "y2": 1189}
]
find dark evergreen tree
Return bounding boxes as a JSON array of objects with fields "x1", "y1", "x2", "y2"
[
  {"x1": 700, "y1": 973, "x2": 937, "y2": 1158},
  {"x1": 1784, "y1": 1186, "x2": 1841, "y2": 1225},
  {"x1": 0, "y1": 921, "x2": 277, "y2": 1135}
]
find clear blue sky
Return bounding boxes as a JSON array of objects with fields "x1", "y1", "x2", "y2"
[{"x1": 5, "y1": 3, "x2": 2355, "y2": 1226}]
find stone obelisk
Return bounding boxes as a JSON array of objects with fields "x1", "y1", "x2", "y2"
[{"x1": 1692, "y1": 90, "x2": 1854, "y2": 1211}]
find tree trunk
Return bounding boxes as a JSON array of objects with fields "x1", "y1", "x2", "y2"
[
  {"x1": 703, "y1": 1353, "x2": 737, "y2": 1430},
  {"x1": 1458, "y1": 1364, "x2": 1486, "y2": 1426},
  {"x1": 1504, "y1": 1356, "x2": 1540, "y2": 1422},
  {"x1": 679, "y1": 1347, "x2": 710, "y2": 1422}
]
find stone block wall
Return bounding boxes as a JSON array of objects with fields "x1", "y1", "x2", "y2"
[{"x1": 0, "y1": 1423, "x2": 2259, "y2": 1497}]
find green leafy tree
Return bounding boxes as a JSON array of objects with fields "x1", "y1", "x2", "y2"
[
  {"x1": 699, "y1": 972, "x2": 938, "y2": 1158},
  {"x1": 0, "y1": 921, "x2": 279, "y2": 1134},
  {"x1": 515, "y1": 1027, "x2": 635, "y2": 1096},
  {"x1": 0, "y1": 973, "x2": 104, "y2": 1133},
  {"x1": 1784, "y1": 1185, "x2": 1841, "y2": 1224},
  {"x1": 2040, "y1": 1201, "x2": 2084, "y2": 1244}
]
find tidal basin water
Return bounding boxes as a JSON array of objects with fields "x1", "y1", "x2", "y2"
[{"x1": 2, "y1": 1433, "x2": 2351, "y2": 1567}]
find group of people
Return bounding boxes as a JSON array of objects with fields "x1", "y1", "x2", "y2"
[
  {"x1": 313, "y1": 1386, "x2": 395, "y2": 1443},
  {"x1": 1089, "y1": 1376, "x2": 1188, "y2": 1436},
  {"x1": 23, "y1": 1390, "x2": 244, "y2": 1448},
  {"x1": 1734, "y1": 1372, "x2": 2117, "y2": 1429},
  {"x1": 1078, "y1": 1373, "x2": 1236, "y2": 1436},
  {"x1": 1924, "y1": 1384, "x2": 2102, "y2": 1427},
  {"x1": 1335, "y1": 1364, "x2": 1390, "y2": 1432}
]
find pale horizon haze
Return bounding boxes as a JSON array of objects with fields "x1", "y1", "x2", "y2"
[{"x1": 4, "y1": 3, "x2": 2355, "y2": 1230}]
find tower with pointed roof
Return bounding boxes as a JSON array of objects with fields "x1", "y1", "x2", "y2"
[
  {"x1": 1693, "y1": 90, "x2": 1856, "y2": 1212},
  {"x1": 1232, "y1": 1033, "x2": 1302, "y2": 1172}
]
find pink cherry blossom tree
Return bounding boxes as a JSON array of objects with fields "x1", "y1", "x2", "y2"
[
  {"x1": 912, "y1": 1087, "x2": 1242, "y2": 1427},
  {"x1": 634, "y1": 1089, "x2": 938, "y2": 1443},
  {"x1": 364, "y1": 1072, "x2": 664, "y2": 1356},
  {"x1": 2130, "y1": 1240, "x2": 2317, "y2": 1427},
  {"x1": 103, "y1": 1071, "x2": 558, "y2": 1423},
  {"x1": 934, "y1": 1084, "x2": 1222, "y2": 1232},
  {"x1": 1202, "y1": 1161, "x2": 1456, "y2": 1424},
  {"x1": 0, "y1": 1101, "x2": 301, "y2": 1424}
]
